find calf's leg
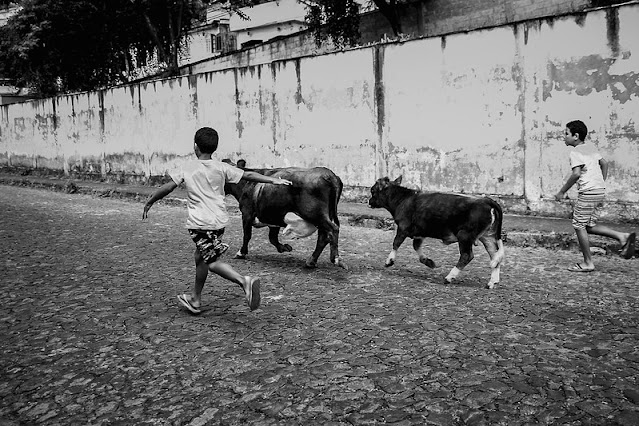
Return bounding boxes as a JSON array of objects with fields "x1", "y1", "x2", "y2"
[
  {"x1": 445, "y1": 232, "x2": 474, "y2": 283},
  {"x1": 413, "y1": 238, "x2": 436, "y2": 268},
  {"x1": 386, "y1": 231, "x2": 408, "y2": 267},
  {"x1": 326, "y1": 222, "x2": 347, "y2": 269},
  {"x1": 480, "y1": 236, "x2": 504, "y2": 289},
  {"x1": 235, "y1": 214, "x2": 254, "y2": 259},
  {"x1": 268, "y1": 227, "x2": 293, "y2": 253},
  {"x1": 305, "y1": 228, "x2": 331, "y2": 268}
]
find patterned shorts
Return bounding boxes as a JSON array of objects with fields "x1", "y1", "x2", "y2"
[
  {"x1": 188, "y1": 229, "x2": 229, "y2": 264},
  {"x1": 572, "y1": 190, "x2": 605, "y2": 230}
]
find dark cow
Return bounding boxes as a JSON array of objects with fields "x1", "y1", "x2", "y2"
[
  {"x1": 224, "y1": 166, "x2": 347, "y2": 270},
  {"x1": 369, "y1": 176, "x2": 505, "y2": 288}
]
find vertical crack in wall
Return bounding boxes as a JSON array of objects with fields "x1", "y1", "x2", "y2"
[
  {"x1": 234, "y1": 69, "x2": 243, "y2": 139},
  {"x1": 605, "y1": 8, "x2": 620, "y2": 58},
  {"x1": 98, "y1": 90, "x2": 106, "y2": 178},
  {"x1": 373, "y1": 46, "x2": 386, "y2": 179},
  {"x1": 270, "y1": 63, "x2": 278, "y2": 152},
  {"x1": 189, "y1": 75, "x2": 199, "y2": 122},
  {"x1": 518, "y1": 22, "x2": 529, "y2": 200},
  {"x1": 295, "y1": 59, "x2": 303, "y2": 105}
]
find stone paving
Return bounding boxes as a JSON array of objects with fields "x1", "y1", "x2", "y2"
[{"x1": 1, "y1": 185, "x2": 638, "y2": 425}]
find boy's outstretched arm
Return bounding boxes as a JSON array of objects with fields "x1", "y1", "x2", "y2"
[
  {"x1": 242, "y1": 171, "x2": 292, "y2": 186},
  {"x1": 142, "y1": 181, "x2": 178, "y2": 219},
  {"x1": 555, "y1": 166, "x2": 582, "y2": 200}
]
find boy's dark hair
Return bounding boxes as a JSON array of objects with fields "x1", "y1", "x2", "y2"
[
  {"x1": 194, "y1": 127, "x2": 219, "y2": 153},
  {"x1": 236, "y1": 159, "x2": 246, "y2": 168},
  {"x1": 566, "y1": 120, "x2": 588, "y2": 141}
]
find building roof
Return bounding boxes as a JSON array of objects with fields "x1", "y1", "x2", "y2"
[{"x1": 229, "y1": 0, "x2": 306, "y2": 31}]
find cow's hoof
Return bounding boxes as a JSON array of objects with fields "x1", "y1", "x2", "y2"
[
  {"x1": 277, "y1": 244, "x2": 293, "y2": 253},
  {"x1": 384, "y1": 260, "x2": 394, "y2": 267},
  {"x1": 420, "y1": 257, "x2": 437, "y2": 268},
  {"x1": 485, "y1": 282, "x2": 498, "y2": 289},
  {"x1": 234, "y1": 252, "x2": 247, "y2": 259},
  {"x1": 304, "y1": 262, "x2": 318, "y2": 269},
  {"x1": 443, "y1": 277, "x2": 453, "y2": 285}
]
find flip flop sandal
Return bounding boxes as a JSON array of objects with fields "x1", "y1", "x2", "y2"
[
  {"x1": 177, "y1": 294, "x2": 202, "y2": 314},
  {"x1": 245, "y1": 277, "x2": 261, "y2": 311},
  {"x1": 620, "y1": 232, "x2": 636, "y2": 259},
  {"x1": 567, "y1": 263, "x2": 595, "y2": 273}
]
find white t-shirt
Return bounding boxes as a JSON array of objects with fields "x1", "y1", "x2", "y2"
[
  {"x1": 170, "y1": 159, "x2": 244, "y2": 230},
  {"x1": 569, "y1": 143, "x2": 605, "y2": 193}
]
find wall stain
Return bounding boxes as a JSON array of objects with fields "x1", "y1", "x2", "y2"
[
  {"x1": 573, "y1": 12, "x2": 587, "y2": 26},
  {"x1": 294, "y1": 59, "x2": 303, "y2": 105},
  {"x1": 234, "y1": 69, "x2": 243, "y2": 138},
  {"x1": 605, "y1": 8, "x2": 619, "y2": 57},
  {"x1": 543, "y1": 55, "x2": 639, "y2": 104},
  {"x1": 189, "y1": 75, "x2": 198, "y2": 120}
]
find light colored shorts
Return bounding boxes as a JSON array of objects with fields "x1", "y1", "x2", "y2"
[{"x1": 572, "y1": 189, "x2": 605, "y2": 230}]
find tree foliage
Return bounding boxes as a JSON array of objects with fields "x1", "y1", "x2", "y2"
[
  {"x1": 302, "y1": 0, "x2": 361, "y2": 48},
  {"x1": 0, "y1": 0, "x2": 222, "y2": 96},
  {"x1": 370, "y1": 0, "x2": 404, "y2": 36},
  {"x1": 301, "y1": 0, "x2": 408, "y2": 48}
]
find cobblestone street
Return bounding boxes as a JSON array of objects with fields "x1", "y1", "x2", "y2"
[{"x1": 1, "y1": 185, "x2": 638, "y2": 425}]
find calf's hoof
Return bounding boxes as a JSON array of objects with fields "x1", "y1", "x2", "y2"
[
  {"x1": 443, "y1": 277, "x2": 453, "y2": 285},
  {"x1": 277, "y1": 244, "x2": 293, "y2": 253},
  {"x1": 385, "y1": 259, "x2": 395, "y2": 267},
  {"x1": 234, "y1": 251, "x2": 247, "y2": 259},
  {"x1": 485, "y1": 282, "x2": 498, "y2": 289},
  {"x1": 420, "y1": 257, "x2": 437, "y2": 268}
]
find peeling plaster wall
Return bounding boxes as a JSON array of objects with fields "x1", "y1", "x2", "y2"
[
  {"x1": 1, "y1": 3, "x2": 638, "y2": 219},
  {"x1": 381, "y1": 30, "x2": 525, "y2": 197}
]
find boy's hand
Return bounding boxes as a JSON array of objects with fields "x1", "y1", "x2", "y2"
[
  {"x1": 274, "y1": 177, "x2": 292, "y2": 185},
  {"x1": 554, "y1": 192, "x2": 566, "y2": 201}
]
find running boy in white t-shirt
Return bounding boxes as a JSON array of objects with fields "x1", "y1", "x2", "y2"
[
  {"x1": 555, "y1": 120, "x2": 635, "y2": 272},
  {"x1": 143, "y1": 127, "x2": 291, "y2": 313}
]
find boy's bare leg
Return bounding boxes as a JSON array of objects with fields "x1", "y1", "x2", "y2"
[
  {"x1": 575, "y1": 228, "x2": 595, "y2": 270},
  {"x1": 190, "y1": 249, "x2": 209, "y2": 308},
  {"x1": 586, "y1": 224, "x2": 629, "y2": 244},
  {"x1": 208, "y1": 261, "x2": 245, "y2": 288},
  {"x1": 209, "y1": 261, "x2": 261, "y2": 310}
]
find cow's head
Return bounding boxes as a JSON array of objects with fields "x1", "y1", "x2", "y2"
[{"x1": 369, "y1": 176, "x2": 402, "y2": 208}]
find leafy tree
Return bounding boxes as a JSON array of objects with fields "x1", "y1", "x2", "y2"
[
  {"x1": 300, "y1": 0, "x2": 408, "y2": 48},
  {"x1": 0, "y1": 0, "x2": 146, "y2": 96},
  {"x1": 0, "y1": 0, "x2": 249, "y2": 96},
  {"x1": 370, "y1": 0, "x2": 404, "y2": 36},
  {"x1": 301, "y1": 0, "x2": 361, "y2": 48}
]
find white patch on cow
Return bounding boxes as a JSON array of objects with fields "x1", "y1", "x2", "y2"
[
  {"x1": 445, "y1": 267, "x2": 461, "y2": 283},
  {"x1": 252, "y1": 218, "x2": 269, "y2": 228},
  {"x1": 281, "y1": 213, "x2": 317, "y2": 239},
  {"x1": 415, "y1": 239, "x2": 426, "y2": 259},
  {"x1": 487, "y1": 267, "x2": 500, "y2": 289},
  {"x1": 486, "y1": 239, "x2": 505, "y2": 289},
  {"x1": 385, "y1": 250, "x2": 397, "y2": 267}
]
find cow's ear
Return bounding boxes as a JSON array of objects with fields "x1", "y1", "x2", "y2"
[{"x1": 393, "y1": 176, "x2": 403, "y2": 185}]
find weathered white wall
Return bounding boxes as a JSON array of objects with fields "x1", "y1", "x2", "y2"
[{"x1": 1, "y1": 3, "x2": 638, "y2": 219}]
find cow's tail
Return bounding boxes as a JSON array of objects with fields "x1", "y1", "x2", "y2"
[
  {"x1": 487, "y1": 197, "x2": 505, "y2": 268},
  {"x1": 328, "y1": 174, "x2": 343, "y2": 227}
]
